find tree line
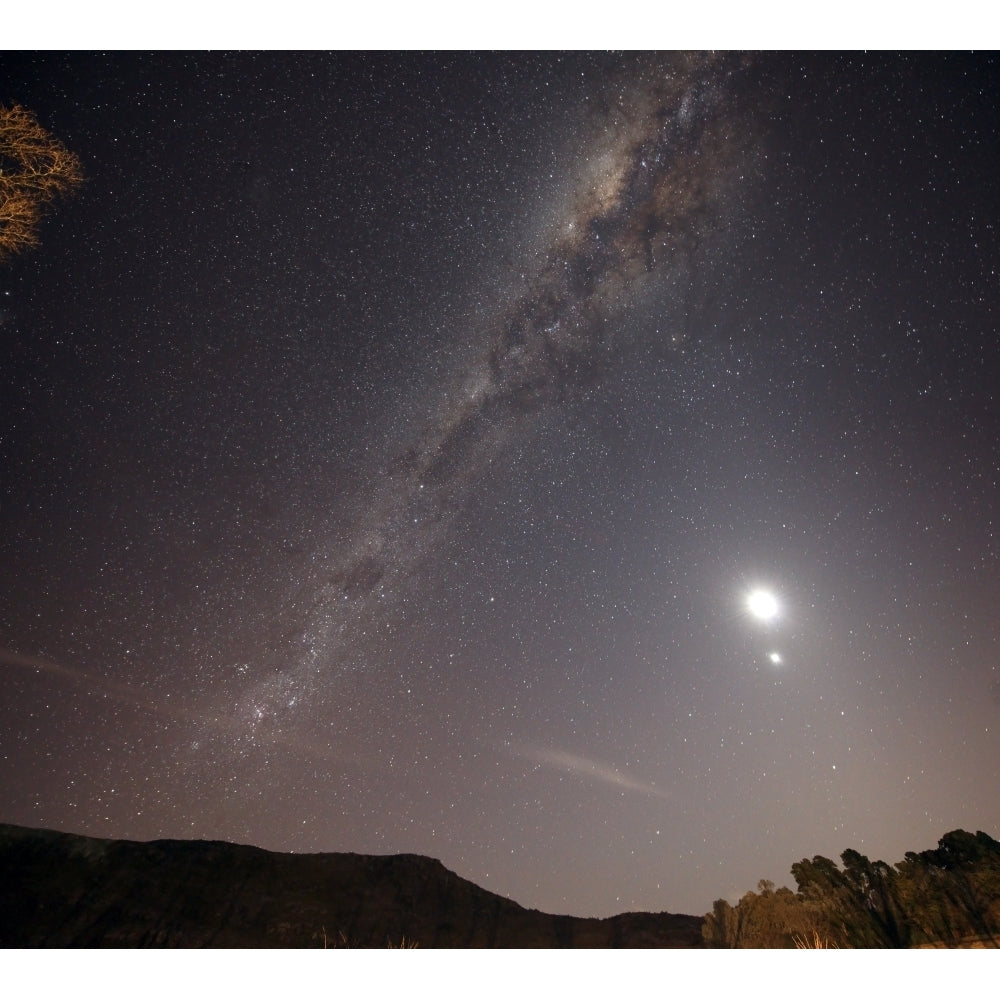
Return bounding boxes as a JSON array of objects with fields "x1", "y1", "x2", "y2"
[{"x1": 703, "y1": 829, "x2": 1000, "y2": 948}]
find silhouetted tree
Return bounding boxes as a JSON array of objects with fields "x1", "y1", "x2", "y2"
[
  {"x1": 0, "y1": 104, "x2": 83, "y2": 262},
  {"x1": 705, "y1": 830, "x2": 1000, "y2": 948},
  {"x1": 840, "y1": 849, "x2": 911, "y2": 947},
  {"x1": 895, "y1": 850, "x2": 964, "y2": 946},
  {"x1": 703, "y1": 897, "x2": 740, "y2": 947},
  {"x1": 790, "y1": 850, "x2": 910, "y2": 947},
  {"x1": 703, "y1": 879, "x2": 830, "y2": 948},
  {"x1": 905, "y1": 830, "x2": 1000, "y2": 946}
]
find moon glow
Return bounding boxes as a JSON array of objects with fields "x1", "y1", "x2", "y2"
[{"x1": 746, "y1": 589, "x2": 780, "y2": 622}]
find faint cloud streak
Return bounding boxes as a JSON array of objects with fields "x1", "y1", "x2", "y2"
[
  {"x1": 0, "y1": 646, "x2": 379, "y2": 770},
  {"x1": 513, "y1": 744, "x2": 669, "y2": 801},
  {"x1": 0, "y1": 645, "x2": 163, "y2": 711}
]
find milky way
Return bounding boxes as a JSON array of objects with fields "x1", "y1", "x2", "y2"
[
  {"x1": 5, "y1": 52, "x2": 998, "y2": 920},
  {"x1": 225, "y1": 54, "x2": 759, "y2": 747}
]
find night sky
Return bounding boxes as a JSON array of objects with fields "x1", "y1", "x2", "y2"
[{"x1": 2, "y1": 51, "x2": 999, "y2": 919}]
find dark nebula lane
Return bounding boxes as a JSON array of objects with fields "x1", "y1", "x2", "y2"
[{"x1": 260, "y1": 53, "x2": 758, "y2": 718}]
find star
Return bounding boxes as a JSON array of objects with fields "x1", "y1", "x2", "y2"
[{"x1": 4, "y1": 49, "x2": 998, "y2": 926}]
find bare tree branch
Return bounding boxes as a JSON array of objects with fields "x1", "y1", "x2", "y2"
[{"x1": 0, "y1": 104, "x2": 83, "y2": 262}]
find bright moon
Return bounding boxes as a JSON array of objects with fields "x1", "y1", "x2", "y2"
[
  {"x1": 747, "y1": 588, "x2": 780, "y2": 621},
  {"x1": 768, "y1": 652, "x2": 782, "y2": 665}
]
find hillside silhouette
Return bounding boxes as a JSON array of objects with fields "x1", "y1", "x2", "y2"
[
  {"x1": 0, "y1": 823, "x2": 701, "y2": 948},
  {"x1": 5, "y1": 823, "x2": 998, "y2": 948}
]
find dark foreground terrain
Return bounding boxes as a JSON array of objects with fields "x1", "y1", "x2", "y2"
[{"x1": 0, "y1": 823, "x2": 702, "y2": 947}]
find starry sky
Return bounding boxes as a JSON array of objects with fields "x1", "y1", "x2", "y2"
[{"x1": 2, "y1": 51, "x2": 999, "y2": 919}]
